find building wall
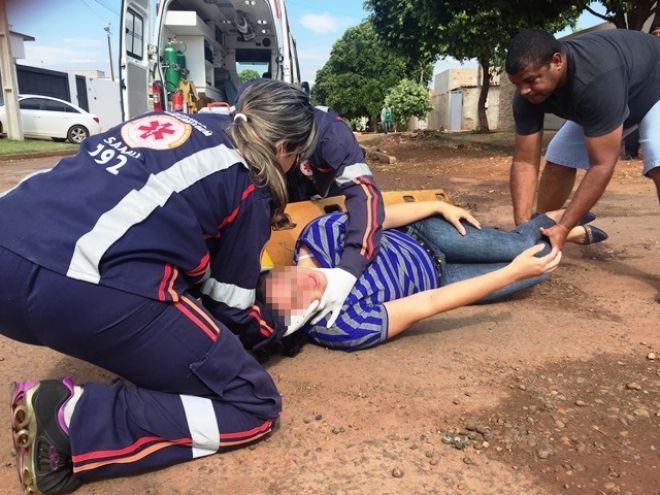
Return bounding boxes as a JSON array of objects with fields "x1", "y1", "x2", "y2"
[
  {"x1": 427, "y1": 91, "x2": 450, "y2": 130},
  {"x1": 429, "y1": 68, "x2": 501, "y2": 131},
  {"x1": 434, "y1": 68, "x2": 481, "y2": 94},
  {"x1": 462, "y1": 86, "x2": 500, "y2": 130},
  {"x1": 9, "y1": 33, "x2": 26, "y2": 59}
]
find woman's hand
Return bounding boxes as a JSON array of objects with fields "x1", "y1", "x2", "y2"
[
  {"x1": 509, "y1": 244, "x2": 562, "y2": 279},
  {"x1": 439, "y1": 204, "x2": 481, "y2": 235}
]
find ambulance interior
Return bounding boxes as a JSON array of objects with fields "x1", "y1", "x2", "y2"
[{"x1": 158, "y1": 0, "x2": 294, "y2": 111}]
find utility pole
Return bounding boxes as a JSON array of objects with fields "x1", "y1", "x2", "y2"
[
  {"x1": 0, "y1": 0, "x2": 23, "y2": 140},
  {"x1": 104, "y1": 23, "x2": 114, "y2": 81}
]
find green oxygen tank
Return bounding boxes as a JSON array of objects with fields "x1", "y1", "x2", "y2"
[
  {"x1": 176, "y1": 50, "x2": 188, "y2": 79},
  {"x1": 163, "y1": 40, "x2": 180, "y2": 94}
]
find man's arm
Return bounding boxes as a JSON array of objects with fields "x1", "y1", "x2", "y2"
[
  {"x1": 541, "y1": 125, "x2": 622, "y2": 249},
  {"x1": 510, "y1": 131, "x2": 543, "y2": 225}
]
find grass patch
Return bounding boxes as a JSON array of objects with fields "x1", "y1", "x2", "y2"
[{"x1": 0, "y1": 138, "x2": 78, "y2": 157}]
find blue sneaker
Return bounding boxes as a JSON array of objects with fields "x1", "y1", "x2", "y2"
[{"x1": 10, "y1": 378, "x2": 82, "y2": 495}]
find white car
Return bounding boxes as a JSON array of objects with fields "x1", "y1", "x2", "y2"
[{"x1": 0, "y1": 95, "x2": 102, "y2": 144}]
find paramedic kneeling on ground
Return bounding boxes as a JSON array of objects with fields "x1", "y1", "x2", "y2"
[
  {"x1": 506, "y1": 28, "x2": 660, "y2": 250},
  {"x1": 0, "y1": 80, "x2": 317, "y2": 495}
]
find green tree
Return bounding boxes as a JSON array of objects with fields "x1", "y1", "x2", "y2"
[
  {"x1": 238, "y1": 69, "x2": 261, "y2": 83},
  {"x1": 312, "y1": 21, "x2": 429, "y2": 127},
  {"x1": 365, "y1": 0, "x2": 583, "y2": 131},
  {"x1": 586, "y1": 1, "x2": 657, "y2": 30},
  {"x1": 385, "y1": 79, "x2": 432, "y2": 129}
]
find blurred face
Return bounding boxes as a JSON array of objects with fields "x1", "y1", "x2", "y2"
[
  {"x1": 262, "y1": 266, "x2": 327, "y2": 315},
  {"x1": 508, "y1": 53, "x2": 565, "y2": 104}
]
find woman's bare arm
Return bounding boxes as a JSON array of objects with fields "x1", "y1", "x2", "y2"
[
  {"x1": 383, "y1": 245, "x2": 561, "y2": 338},
  {"x1": 383, "y1": 201, "x2": 481, "y2": 233}
]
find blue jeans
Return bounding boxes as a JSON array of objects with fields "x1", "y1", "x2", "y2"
[{"x1": 405, "y1": 214, "x2": 555, "y2": 302}]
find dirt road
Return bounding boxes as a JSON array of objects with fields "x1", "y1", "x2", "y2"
[{"x1": 0, "y1": 135, "x2": 658, "y2": 495}]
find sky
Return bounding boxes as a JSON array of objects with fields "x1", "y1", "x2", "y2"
[{"x1": 6, "y1": 0, "x2": 607, "y2": 85}]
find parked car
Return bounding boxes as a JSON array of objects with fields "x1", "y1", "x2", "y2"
[{"x1": 0, "y1": 94, "x2": 101, "y2": 144}]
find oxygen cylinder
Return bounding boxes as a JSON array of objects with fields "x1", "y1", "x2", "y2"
[
  {"x1": 163, "y1": 41, "x2": 180, "y2": 93},
  {"x1": 176, "y1": 50, "x2": 188, "y2": 78}
]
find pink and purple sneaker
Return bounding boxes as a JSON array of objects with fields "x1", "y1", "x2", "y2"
[{"x1": 10, "y1": 378, "x2": 82, "y2": 495}]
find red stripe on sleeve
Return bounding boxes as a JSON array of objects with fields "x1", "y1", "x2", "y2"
[
  {"x1": 186, "y1": 252, "x2": 210, "y2": 276},
  {"x1": 158, "y1": 264, "x2": 172, "y2": 301}
]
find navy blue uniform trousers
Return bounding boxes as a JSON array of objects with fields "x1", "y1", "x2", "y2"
[{"x1": 0, "y1": 247, "x2": 281, "y2": 479}]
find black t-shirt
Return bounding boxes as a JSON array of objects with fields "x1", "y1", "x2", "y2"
[{"x1": 513, "y1": 29, "x2": 660, "y2": 137}]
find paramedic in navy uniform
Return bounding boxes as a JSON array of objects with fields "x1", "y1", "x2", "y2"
[
  {"x1": 235, "y1": 80, "x2": 385, "y2": 327},
  {"x1": 284, "y1": 106, "x2": 386, "y2": 327},
  {"x1": 0, "y1": 80, "x2": 317, "y2": 495}
]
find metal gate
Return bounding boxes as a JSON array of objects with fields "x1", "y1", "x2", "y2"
[
  {"x1": 75, "y1": 75, "x2": 89, "y2": 111},
  {"x1": 449, "y1": 90, "x2": 463, "y2": 131}
]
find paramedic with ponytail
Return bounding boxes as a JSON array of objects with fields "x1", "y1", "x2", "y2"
[
  {"x1": 0, "y1": 79, "x2": 317, "y2": 494},
  {"x1": 235, "y1": 79, "x2": 386, "y2": 328},
  {"x1": 295, "y1": 106, "x2": 386, "y2": 328}
]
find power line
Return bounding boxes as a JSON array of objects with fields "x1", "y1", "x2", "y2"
[
  {"x1": 90, "y1": 0, "x2": 120, "y2": 17},
  {"x1": 77, "y1": 0, "x2": 110, "y2": 23}
]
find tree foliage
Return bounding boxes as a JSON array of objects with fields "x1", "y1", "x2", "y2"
[
  {"x1": 365, "y1": 0, "x2": 584, "y2": 130},
  {"x1": 385, "y1": 79, "x2": 432, "y2": 128},
  {"x1": 312, "y1": 21, "x2": 430, "y2": 122},
  {"x1": 238, "y1": 69, "x2": 261, "y2": 83},
  {"x1": 587, "y1": 1, "x2": 657, "y2": 31}
]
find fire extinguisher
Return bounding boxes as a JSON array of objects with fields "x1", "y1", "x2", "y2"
[
  {"x1": 151, "y1": 82, "x2": 163, "y2": 112},
  {"x1": 172, "y1": 89, "x2": 183, "y2": 112}
]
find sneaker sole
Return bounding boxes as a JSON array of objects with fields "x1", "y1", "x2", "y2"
[{"x1": 10, "y1": 381, "x2": 42, "y2": 495}]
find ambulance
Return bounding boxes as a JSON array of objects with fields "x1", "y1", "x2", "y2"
[{"x1": 119, "y1": 0, "x2": 304, "y2": 120}]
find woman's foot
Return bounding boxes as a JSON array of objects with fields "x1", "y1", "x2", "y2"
[
  {"x1": 540, "y1": 209, "x2": 596, "y2": 225},
  {"x1": 566, "y1": 224, "x2": 608, "y2": 245}
]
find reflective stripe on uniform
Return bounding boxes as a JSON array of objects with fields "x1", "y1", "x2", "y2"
[
  {"x1": 200, "y1": 278, "x2": 255, "y2": 309},
  {"x1": 180, "y1": 395, "x2": 220, "y2": 458},
  {"x1": 66, "y1": 144, "x2": 245, "y2": 284},
  {"x1": 334, "y1": 162, "x2": 372, "y2": 185}
]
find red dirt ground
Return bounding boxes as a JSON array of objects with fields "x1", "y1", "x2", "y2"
[{"x1": 0, "y1": 133, "x2": 658, "y2": 495}]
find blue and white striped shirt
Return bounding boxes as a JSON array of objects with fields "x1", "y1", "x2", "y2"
[{"x1": 294, "y1": 213, "x2": 438, "y2": 350}]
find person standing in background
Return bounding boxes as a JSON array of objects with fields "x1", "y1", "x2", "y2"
[{"x1": 381, "y1": 102, "x2": 393, "y2": 134}]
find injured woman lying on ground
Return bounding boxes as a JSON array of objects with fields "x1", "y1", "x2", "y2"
[{"x1": 256, "y1": 199, "x2": 607, "y2": 358}]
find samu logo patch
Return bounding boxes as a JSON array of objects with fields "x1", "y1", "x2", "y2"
[{"x1": 121, "y1": 115, "x2": 192, "y2": 150}]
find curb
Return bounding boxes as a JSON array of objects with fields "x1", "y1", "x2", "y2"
[{"x1": 0, "y1": 149, "x2": 77, "y2": 162}]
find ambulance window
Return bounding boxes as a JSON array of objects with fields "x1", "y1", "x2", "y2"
[{"x1": 125, "y1": 8, "x2": 144, "y2": 60}]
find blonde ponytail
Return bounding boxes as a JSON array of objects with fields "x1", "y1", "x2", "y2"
[{"x1": 228, "y1": 80, "x2": 317, "y2": 223}]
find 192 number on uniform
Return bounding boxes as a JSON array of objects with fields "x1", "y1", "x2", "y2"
[{"x1": 88, "y1": 144, "x2": 128, "y2": 175}]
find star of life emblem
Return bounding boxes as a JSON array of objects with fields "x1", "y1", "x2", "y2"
[
  {"x1": 121, "y1": 115, "x2": 192, "y2": 150},
  {"x1": 299, "y1": 160, "x2": 313, "y2": 177}
]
